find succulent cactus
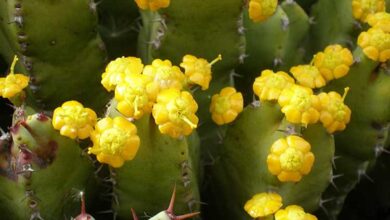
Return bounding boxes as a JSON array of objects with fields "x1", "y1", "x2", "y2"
[{"x1": 0, "y1": 0, "x2": 389, "y2": 220}]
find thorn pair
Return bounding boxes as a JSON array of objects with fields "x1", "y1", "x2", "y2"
[{"x1": 131, "y1": 185, "x2": 200, "y2": 220}]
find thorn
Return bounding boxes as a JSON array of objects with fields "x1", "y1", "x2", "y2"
[
  {"x1": 331, "y1": 155, "x2": 341, "y2": 169},
  {"x1": 167, "y1": 184, "x2": 176, "y2": 214},
  {"x1": 251, "y1": 100, "x2": 261, "y2": 108},
  {"x1": 285, "y1": 0, "x2": 295, "y2": 4},
  {"x1": 329, "y1": 173, "x2": 344, "y2": 191},
  {"x1": 238, "y1": 53, "x2": 248, "y2": 64},
  {"x1": 273, "y1": 58, "x2": 283, "y2": 67},
  {"x1": 131, "y1": 208, "x2": 138, "y2": 220},
  {"x1": 30, "y1": 211, "x2": 44, "y2": 220},
  {"x1": 319, "y1": 197, "x2": 334, "y2": 216},
  {"x1": 229, "y1": 71, "x2": 243, "y2": 86},
  {"x1": 308, "y1": 16, "x2": 316, "y2": 24},
  {"x1": 357, "y1": 168, "x2": 373, "y2": 183},
  {"x1": 281, "y1": 16, "x2": 290, "y2": 31},
  {"x1": 176, "y1": 212, "x2": 201, "y2": 220}
]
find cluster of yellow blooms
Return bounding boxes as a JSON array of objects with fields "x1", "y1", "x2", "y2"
[
  {"x1": 253, "y1": 43, "x2": 352, "y2": 132},
  {"x1": 51, "y1": 53, "x2": 242, "y2": 167},
  {"x1": 244, "y1": 192, "x2": 317, "y2": 219},
  {"x1": 352, "y1": 1, "x2": 390, "y2": 62},
  {"x1": 252, "y1": 45, "x2": 352, "y2": 183},
  {"x1": 0, "y1": 56, "x2": 29, "y2": 100}
]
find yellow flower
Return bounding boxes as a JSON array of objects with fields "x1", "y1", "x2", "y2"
[
  {"x1": 180, "y1": 54, "x2": 222, "y2": 90},
  {"x1": 0, "y1": 56, "x2": 29, "y2": 99},
  {"x1": 358, "y1": 27, "x2": 390, "y2": 62},
  {"x1": 114, "y1": 73, "x2": 156, "y2": 119},
  {"x1": 352, "y1": 0, "x2": 385, "y2": 22},
  {"x1": 143, "y1": 59, "x2": 185, "y2": 97},
  {"x1": 267, "y1": 136, "x2": 315, "y2": 182},
  {"x1": 290, "y1": 65, "x2": 326, "y2": 89},
  {"x1": 312, "y1": 44, "x2": 354, "y2": 81},
  {"x1": 209, "y1": 87, "x2": 243, "y2": 125},
  {"x1": 367, "y1": 12, "x2": 390, "y2": 32},
  {"x1": 134, "y1": 0, "x2": 170, "y2": 11},
  {"x1": 249, "y1": 0, "x2": 278, "y2": 23},
  {"x1": 278, "y1": 85, "x2": 321, "y2": 126},
  {"x1": 101, "y1": 56, "x2": 144, "y2": 92},
  {"x1": 52, "y1": 101, "x2": 97, "y2": 139},
  {"x1": 275, "y1": 205, "x2": 317, "y2": 220},
  {"x1": 152, "y1": 88, "x2": 198, "y2": 138},
  {"x1": 253, "y1": 69, "x2": 295, "y2": 101},
  {"x1": 88, "y1": 117, "x2": 140, "y2": 168},
  {"x1": 244, "y1": 192, "x2": 283, "y2": 218},
  {"x1": 318, "y1": 88, "x2": 351, "y2": 134}
]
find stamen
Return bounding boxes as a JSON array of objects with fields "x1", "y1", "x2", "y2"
[
  {"x1": 209, "y1": 54, "x2": 222, "y2": 66},
  {"x1": 181, "y1": 116, "x2": 197, "y2": 129},
  {"x1": 10, "y1": 55, "x2": 19, "y2": 74},
  {"x1": 342, "y1": 87, "x2": 350, "y2": 101}
]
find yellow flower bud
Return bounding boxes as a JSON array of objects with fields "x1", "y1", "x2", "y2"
[
  {"x1": 210, "y1": 87, "x2": 243, "y2": 125},
  {"x1": 244, "y1": 192, "x2": 283, "y2": 218},
  {"x1": 249, "y1": 0, "x2": 278, "y2": 23},
  {"x1": 101, "y1": 57, "x2": 144, "y2": 92},
  {"x1": 253, "y1": 69, "x2": 295, "y2": 101},
  {"x1": 358, "y1": 27, "x2": 390, "y2": 62},
  {"x1": 134, "y1": 0, "x2": 170, "y2": 11},
  {"x1": 267, "y1": 136, "x2": 315, "y2": 182},
  {"x1": 312, "y1": 44, "x2": 354, "y2": 81},
  {"x1": 152, "y1": 88, "x2": 198, "y2": 138},
  {"x1": 278, "y1": 85, "x2": 321, "y2": 126},
  {"x1": 114, "y1": 73, "x2": 156, "y2": 119},
  {"x1": 352, "y1": 0, "x2": 386, "y2": 22},
  {"x1": 275, "y1": 205, "x2": 318, "y2": 220},
  {"x1": 367, "y1": 12, "x2": 390, "y2": 32},
  {"x1": 52, "y1": 101, "x2": 97, "y2": 139},
  {"x1": 88, "y1": 117, "x2": 140, "y2": 168},
  {"x1": 0, "y1": 56, "x2": 29, "y2": 99},
  {"x1": 143, "y1": 59, "x2": 185, "y2": 97},
  {"x1": 318, "y1": 88, "x2": 351, "y2": 134},
  {"x1": 180, "y1": 54, "x2": 222, "y2": 90},
  {"x1": 290, "y1": 65, "x2": 326, "y2": 89}
]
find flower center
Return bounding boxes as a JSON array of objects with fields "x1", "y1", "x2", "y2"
[
  {"x1": 168, "y1": 97, "x2": 197, "y2": 129},
  {"x1": 267, "y1": 75, "x2": 287, "y2": 89},
  {"x1": 280, "y1": 148, "x2": 304, "y2": 171},
  {"x1": 290, "y1": 90, "x2": 311, "y2": 111},
  {"x1": 371, "y1": 29, "x2": 390, "y2": 50},
  {"x1": 214, "y1": 97, "x2": 230, "y2": 114},
  {"x1": 100, "y1": 127, "x2": 129, "y2": 154}
]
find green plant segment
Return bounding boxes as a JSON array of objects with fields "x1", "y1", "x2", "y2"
[{"x1": 0, "y1": 0, "x2": 389, "y2": 220}]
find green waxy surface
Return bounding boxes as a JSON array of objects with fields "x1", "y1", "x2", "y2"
[
  {"x1": 307, "y1": 0, "x2": 356, "y2": 54},
  {"x1": 0, "y1": 0, "x2": 109, "y2": 111},
  {"x1": 207, "y1": 102, "x2": 334, "y2": 219},
  {"x1": 97, "y1": 0, "x2": 140, "y2": 59},
  {"x1": 113, "y1": 115, "x2": 200, "y2": 219}
]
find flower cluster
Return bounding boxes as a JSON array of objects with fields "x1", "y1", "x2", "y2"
[
  {"x1": 100, "y1": 55, "x2": 223, "y2": 139},
  {"x1": 244, "y1": 192, "x2": 317, "y2": 219},
  {"x1": 253, "y1": 44, "x2": 352, "y2": 132},
  {"x1": 352, "y1": 0, "x2": 385, "y2": 22}
]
